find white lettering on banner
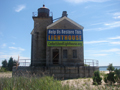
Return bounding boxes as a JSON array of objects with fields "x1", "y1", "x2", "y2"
[
  {"x1": 48, "y1": 30, "x2": 56, "y2": 34},
  {"x1": 61, "y1": 30, "x2": 74, "y2": 34},
  {"x1": 75, "y1": 30, "x2": 81, "y2": 34}
]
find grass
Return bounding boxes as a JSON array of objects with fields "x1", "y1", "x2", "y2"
[
  {"x1": 0, "y1": 71, "x2": 120, "y2": 90},
  {"x1": 0, "y1": 76, "x2": 70, "y2": 90},
  {"x1": 0, "y1": 67, "x2": 9, "y2": 72}
]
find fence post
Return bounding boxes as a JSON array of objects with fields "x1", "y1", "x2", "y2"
[
  {"x1": 93, "y1": 60, "x2": 94, "y2": 67},
  {"x1": 25, "y1": 59, "x2": 26, "y2": 66}
]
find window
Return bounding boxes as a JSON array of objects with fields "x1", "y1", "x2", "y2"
[
  {"x1": 73, "y1": 50, "x2": 77, "y2": 58},
  {"x1": 63, "y1": 50, "x2": 67, "y2": 59}
]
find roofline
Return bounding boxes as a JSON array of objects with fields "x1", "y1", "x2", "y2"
[{"x1": 47, "y1": 16, "x2": 84, "y2": 29}]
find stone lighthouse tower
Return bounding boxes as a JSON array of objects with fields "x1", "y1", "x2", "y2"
[
  {"x1": 12, "y1": 5, "x2": 99, "y2": 79},
  {"x1": 31, "y1": 5, "x2": 53, "y2": 66}
]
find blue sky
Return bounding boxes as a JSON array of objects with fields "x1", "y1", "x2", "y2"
[{"x1": 0, "y1": 0, "x2": 120, "y2": 66}]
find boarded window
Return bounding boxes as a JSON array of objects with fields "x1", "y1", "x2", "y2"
[
  {"x1": 73, "y1": 50, "x2": 77, "y2": 58},
  {"x1": 63, "y1": 50, "x2": 67, "y2": 58},
  {"x1": 53, "y1": 49, "x2": 59, "y2": 64}
]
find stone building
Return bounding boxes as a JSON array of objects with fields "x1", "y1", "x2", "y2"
[
  {"x1": 31, "y1": 5, "x2": 84, "y2": 67},
  {"x1": 12, "y1": 5, "x2": 99, "y2": 79}
]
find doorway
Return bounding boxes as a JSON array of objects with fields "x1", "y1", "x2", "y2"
[{"x1": 52, "y1": 49, "x2": 59, "y2": 65}]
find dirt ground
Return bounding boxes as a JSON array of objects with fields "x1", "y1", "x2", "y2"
[
  {"x1": 61, "y1": 71, "x2": 120, "y2": 90},
  {"x1": 0, "y1": 72, "x2": 12, "y2": 78}
]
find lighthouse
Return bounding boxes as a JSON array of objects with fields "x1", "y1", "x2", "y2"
[{"x1": 31, "y1": 5, "x2": 53, "y2": 66}]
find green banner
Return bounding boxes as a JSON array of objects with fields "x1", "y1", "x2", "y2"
[{"x1": 47, "y1": 41, "x2": 83, "y2": 46}]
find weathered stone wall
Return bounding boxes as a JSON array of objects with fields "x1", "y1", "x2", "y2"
[
  {"x1": 12, "y1": 66, "x2": 99, "y2": 79},
  {"x1": 46, "y1": 18, "x2": 84, "y2": 66},
  {"x1": 31, "y1": 17, "x2": 52, "y2": 66}
]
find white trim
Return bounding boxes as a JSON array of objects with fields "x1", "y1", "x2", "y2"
[{"x1": 47, "y1": 16, "x2": 84, "y2": 29}]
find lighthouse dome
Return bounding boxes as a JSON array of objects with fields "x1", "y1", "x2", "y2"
[{"x1": 38, "y1": 5, "x2": 49, "y2": 17}]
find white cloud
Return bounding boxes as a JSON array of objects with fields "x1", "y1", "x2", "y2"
[
  {"x1": 0, "y1": 54, "x2": 30, "y2": 61},
  {"x1": 85, "y1": 40, "x2": 120, "y2": 45},
  {"x1": 15, "y1": 4, "x2": 26, "y2": 12},
  {"x1": 110, "y1": 42, "x2": 120, "y2": 45},
  {"x1": 65, "y1": 0, "x2": 109, "y2": 4},
  {"x1": 85, "y1": 21, "x2": 120, "y2": 31},
  {"x1": 113, "y1": 16, "x2": 120, "y2": 19},
  {"x1": 84, "y1": 40, "x2": 108, "y2": 44},
  {"x1": 9, "y1": 47, "x2": 25, "y2": 51},
  {"x1": 113, "y1": 12, "x2": 120, "y2": 16},
  {"x1": 113, "y1": 12, "x2": 120, "y2": 19},
  {"x1": 104, "y1": 21, "x2": 120, "y2": 28},
  {"x1": 92, "y1": 54, "x2": 108, "y2": 56},
  {"x1": 85, "y1": 48, "x2": 120, "y2": 57},
  {"x1": 101, "y1": 48, "x2": 120, "y2": 52},
  {"x1": 108, "y1": 36, "x2": 120, "y2": 40},
  {"x1": 1, "y1": 43, "x2": 6, "y2": 48},
  {"x1": 9, "y1": 47, "x2": 17, "y2": 50},
  {"x1": 85, "y1": 36, "x2": 120, "y2": 45},
  {"x1": 85, "y1": 27, "x2": 110, "y2": 31},
  {"x1": 18, "y1": 47, "x2": 25, "y2": 51}
]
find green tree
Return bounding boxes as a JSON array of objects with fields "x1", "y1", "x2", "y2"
[
  {"x1": 8, "y1": 57, "x2": 14, "y2": 71},
  {"x1": 114, "y1": 68, "x2": 120, "y2": 83},
  {"x1": 104, "y1": 64, "x2": 117, "y2": 85},
  {"x1": 114, "y1": 68, "x2": 120, "y2": 79},
  {"x1": 107, "y1": 63, "x2": 114, "y2": 73},
  {"x1": 92, "y1": 70, "x2": 102, "y2": 85},
  {"x1": 2, "y1": 59, "x2": 8, "y2": 68}
]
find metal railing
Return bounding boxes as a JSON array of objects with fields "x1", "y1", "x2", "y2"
[
  {"x1": 32, "y1": 12, "x2": 37, "y2": 17},
  {"x1": 32, "y1": 12, "x2": 53, "y2": 18},
  {"x1": 84, "y1": 59, "x2": 99, "y2": 67},
  {"x1": 18, "y1": 59, "x2": 99, "y2": 67}
]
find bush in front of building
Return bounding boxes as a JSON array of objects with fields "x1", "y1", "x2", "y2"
[
  {"x1": 104, "y1": 64, "x2": 118, "y2": 85},
  {"x1": 92, "y1": 70, "x2": 102, "y2": 85},
  {"x1": 107, "y1": 63, "x2": 115, "y2": 73},
  {"x1": 104, "y1": 72, "x2": 116, "y2": 85},
  {"x1": 114, "y1": 68, "x2": 120, "y2": 84}
]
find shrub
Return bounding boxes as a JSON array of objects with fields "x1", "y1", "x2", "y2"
[
  {"x1": 92, "y1": 70, "x2": 102, "y2": 85},
  {"x1": 114, "y1": 68, "x2": 120, "y2": 83},
  {"x1": 114, "y1": 69, "x2": 120, "y2": 78},
  {"x1": 104, "y1": 64, "x2": 117, "y2": 85},
  {"x1": 2, "y1": 59, "x2": 8, "y2": 68},
  {"x1": 107, "y1": 64, "x2": 114, "y2": 73},
  {"x1": 104, "y1": 72, "x2": 116, "y2": 85},
  {"x1": 107, "y1": 72, "x2": 116, "y2": 84},
  {"x1": 0, "y1": 67, "x2": 7, "y2": 72},
  {"x1": 104, "y1": 74, "x2": 108, "y2": 83}
]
